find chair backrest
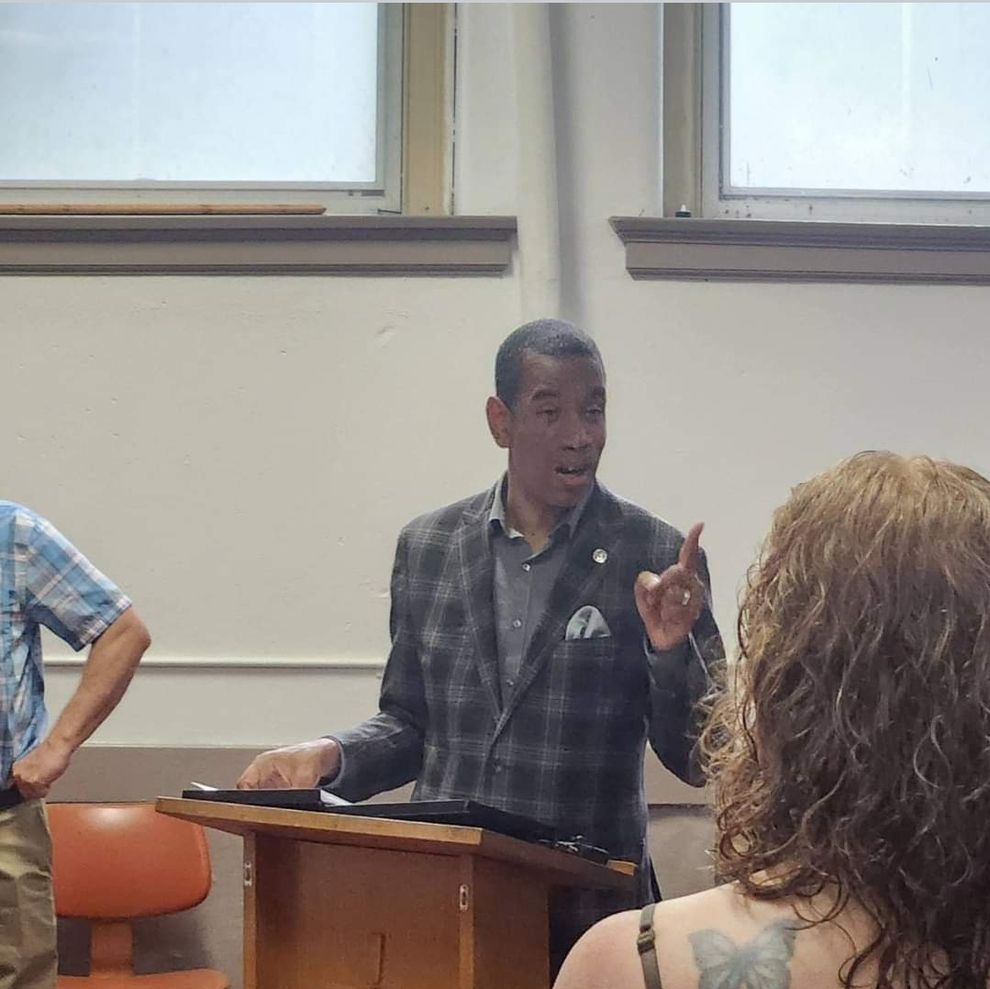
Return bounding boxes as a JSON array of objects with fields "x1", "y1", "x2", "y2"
[{"x1": 49, "y1": 802, "x2": 212, "y2": 920}]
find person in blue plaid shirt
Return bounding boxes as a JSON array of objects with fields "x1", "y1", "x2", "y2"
[
  {"x1": 0, "y1": 502, "x2": 150, "y2": 989},
  {"x1": 239, "y1": 319, "x2": 723, "y2": 975}
]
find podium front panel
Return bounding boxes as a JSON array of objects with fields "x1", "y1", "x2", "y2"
[{"x1": 248, "y1": 833, "x2": 461, "y2": 989}]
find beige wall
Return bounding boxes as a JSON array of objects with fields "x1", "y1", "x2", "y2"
[
  {"x1": 3, "y1": 2, "x2": 989, "y2": 981},
  {"x1": 20, "y1": 2, "x2": 989, "y2": 758}
]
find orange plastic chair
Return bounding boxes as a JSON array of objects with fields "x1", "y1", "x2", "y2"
[{"x1": 48, "y1": 802, "x2": 228, "y2": 989}]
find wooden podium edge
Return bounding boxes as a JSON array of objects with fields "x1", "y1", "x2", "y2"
[{"x1": 156, "y1": 796, "x2": 634, "y2": 891}]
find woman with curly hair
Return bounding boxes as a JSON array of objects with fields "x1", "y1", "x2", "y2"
[{"x1": 555, "y1": 451, "x2": 990, "y2": 989}]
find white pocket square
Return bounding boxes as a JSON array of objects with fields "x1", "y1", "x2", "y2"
[{"x1": 565, "y1": 605, "x2": 612, "y2": 640}]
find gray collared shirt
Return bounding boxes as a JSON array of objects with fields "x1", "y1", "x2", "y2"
[{"x1": 489, "y1": 477, "x2": 593, "y2": 700}]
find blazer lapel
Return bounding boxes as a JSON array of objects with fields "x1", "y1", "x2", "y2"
[
  {"x1": 454, "y1": 500, "x2": 503, "y2": 717},
  {"x1": 497, "y1": 486, "x2": 622, "y2": 728}
]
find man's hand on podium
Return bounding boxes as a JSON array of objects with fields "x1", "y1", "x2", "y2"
[{"x1": 236, "y1": 738, "x2": 341, "y2": 790}]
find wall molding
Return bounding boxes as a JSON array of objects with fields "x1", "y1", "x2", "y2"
[
  {"x1": 0, "y1": 215, "x2": 517, "y2": 275},
  {"x1": 46, "y1": 654, "x2": 387, "y2": 671},
  {"x1": 610, "y1": 216, "x2": 990, "y2": 284}
]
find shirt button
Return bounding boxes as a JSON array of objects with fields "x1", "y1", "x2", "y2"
[
  {"x1": 511, "y1": 618, "x2": 522, "y2": 629},
  {"x1": 522, "y1": 562, "x2": 531, "y2": 572}
]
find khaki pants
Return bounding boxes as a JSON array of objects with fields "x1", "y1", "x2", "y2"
[{"x1": 0, "y1": 800, "x2": 56, "y2": 989}]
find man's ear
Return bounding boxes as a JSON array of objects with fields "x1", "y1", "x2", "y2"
[{"x1": 486, "y1": 395, "x2": 512, "y2": 449}]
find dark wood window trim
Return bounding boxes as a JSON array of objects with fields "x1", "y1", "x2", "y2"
[
  {"x1": 611, "y1": 217, "x2": 990, "y2": 285},
  {"x1": 0, "y1": 215, "x2": 516, "y2": 276}
]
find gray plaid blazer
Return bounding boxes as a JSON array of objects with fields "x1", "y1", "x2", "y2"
[{"x1": 332, "y1": 482, "x2": 723, "y2": 950}]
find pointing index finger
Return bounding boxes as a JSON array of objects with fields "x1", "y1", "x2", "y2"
[{"x1": 678, "y1": 522, "x2": 704, "y2": 573}]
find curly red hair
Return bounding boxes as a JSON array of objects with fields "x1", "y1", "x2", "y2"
[{"x1": 703, "y1": 452, "x2": 990, "y2": 989}]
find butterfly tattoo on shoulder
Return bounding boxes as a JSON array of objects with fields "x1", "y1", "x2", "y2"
[{"x1": 689, "y1": 922, "x2": 798, "y2": 989}]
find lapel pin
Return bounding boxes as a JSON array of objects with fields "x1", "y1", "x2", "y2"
[{"x1": 592, "y1": 548, "x2": 608, "y2": 565}]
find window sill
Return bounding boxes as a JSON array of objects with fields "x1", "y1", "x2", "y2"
[
  {"x1": 610, "y1": 217, "x2": 990, "y2": 285},
  {"x1": 0, "y1": 215, "x2": 517, "y2": 276}
]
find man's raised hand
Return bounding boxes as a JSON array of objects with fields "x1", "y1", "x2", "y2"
[{"x1": 635, "y1": 522, "x2": 707, "y2": 652}]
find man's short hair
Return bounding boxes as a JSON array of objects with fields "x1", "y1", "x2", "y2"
[{"x1": 495, "y1": 319, "x2": 604, "y2": 408}]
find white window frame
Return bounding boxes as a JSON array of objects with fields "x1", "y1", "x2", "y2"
[
  {"x1": 0, "y1": 4, "x2": 414, "y2": 215},
  {"x1": 664, "y1": 3, "x2": 990, "y2": 226}
]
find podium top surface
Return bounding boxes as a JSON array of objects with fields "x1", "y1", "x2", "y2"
[{"x1": 156, "y1": 796, "x2": 635, "y2": 891}]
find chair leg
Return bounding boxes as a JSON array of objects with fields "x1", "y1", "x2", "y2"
[{"x1": 89, "y1": 922, "x2": 134, "y2": 977}]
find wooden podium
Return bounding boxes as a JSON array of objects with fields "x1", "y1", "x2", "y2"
[{"x1": 157, "y1": 797, "x2": 634, "y2": 989}]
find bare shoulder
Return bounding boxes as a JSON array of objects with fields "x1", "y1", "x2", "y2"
[
  {"x1": 554, "y1": 885, "x2": 807, "y2": 989},
  {"x1": 553, "y1": 909, "x2": 646, "y2": 989}
]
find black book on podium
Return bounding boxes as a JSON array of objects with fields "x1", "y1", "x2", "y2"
[{"x1": 180, "y1": 789, "x2": 560, "y2": 845}]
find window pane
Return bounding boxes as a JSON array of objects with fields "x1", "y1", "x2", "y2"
[
  {"x1": 0, "y1": 3, "x2": 380, "y2": 184},
  {"x1": 727, "y1": 3, "x2": 990, "y2": 194}
]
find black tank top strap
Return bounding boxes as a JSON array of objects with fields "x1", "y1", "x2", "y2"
[{"x1": 637, "y1": 902, "x2": 664, "y2": 989}]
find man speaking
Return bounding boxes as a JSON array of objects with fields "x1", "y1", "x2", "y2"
[{"x1": 239, "y1": 319, "x2": 723, "y2": 967}]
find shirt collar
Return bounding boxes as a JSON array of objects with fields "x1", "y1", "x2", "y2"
[{"x1": 488, "y1": 474, "x2": 594, "y2": 541}]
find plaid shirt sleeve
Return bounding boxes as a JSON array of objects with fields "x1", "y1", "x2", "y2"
[
  {"x1": 328, "y1": 526, "x2": 427, "y2": 800},
  {"x1": 19, "y1": 510, "x2": 132, "y2": 652},
  {"x1": 645, "y1": 545, "x2": 723, "y2": 785}
]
